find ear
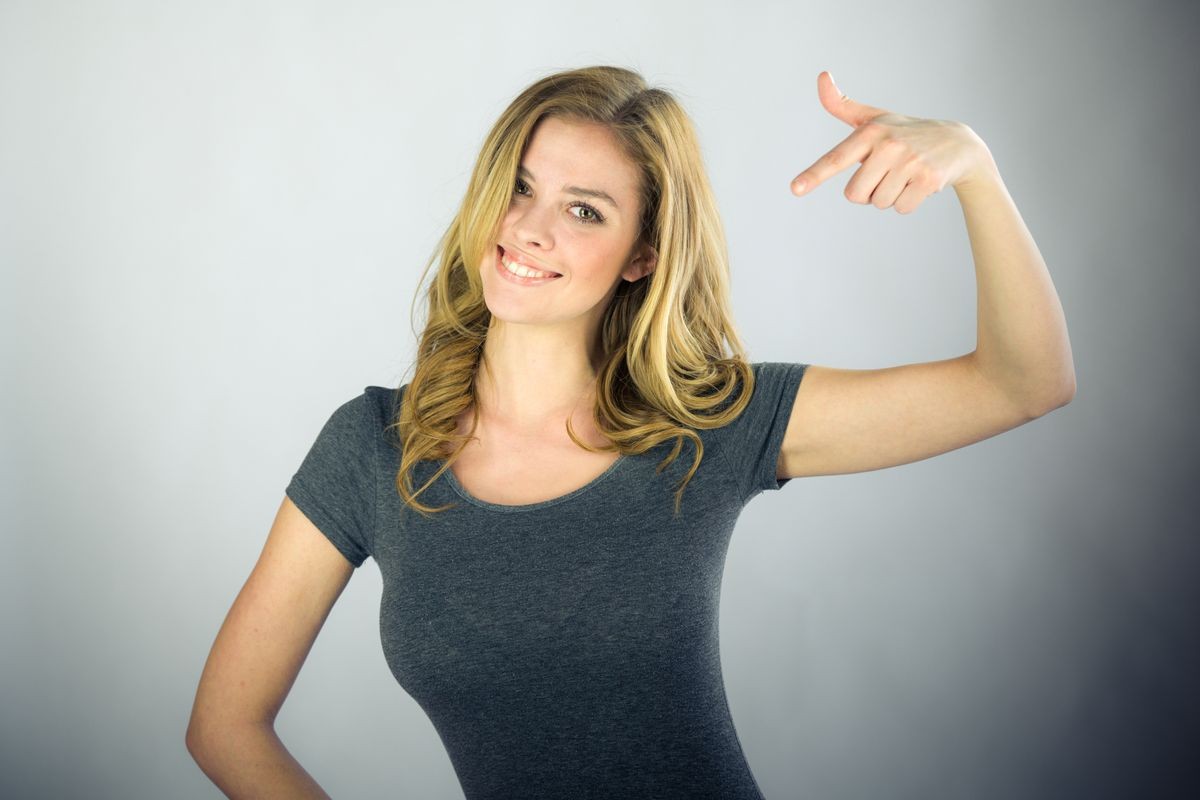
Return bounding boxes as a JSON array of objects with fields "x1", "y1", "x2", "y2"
[{"x1": 623, "y1": 242, "x2": 658, "y2": 282}]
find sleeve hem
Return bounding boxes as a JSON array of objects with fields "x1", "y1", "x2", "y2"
[
  {"x1": 285, "y1": 480, "x2": 368, "y2": 568},
  {"x1": 755, "y1": 362, "x2": 809, "y2": 497}
]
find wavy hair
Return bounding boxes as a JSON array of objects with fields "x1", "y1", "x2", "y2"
[{"x1": 387, "y1": 64, "x2": 760, "y2": 518}]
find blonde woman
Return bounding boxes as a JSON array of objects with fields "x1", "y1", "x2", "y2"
[{"x1": 186, "y1": 66, "x2": 1074, "y2": 798}]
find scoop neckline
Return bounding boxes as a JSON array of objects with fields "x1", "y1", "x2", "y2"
[{"x1": 442, "y1": 452, "x2": 628, "y2": 513}]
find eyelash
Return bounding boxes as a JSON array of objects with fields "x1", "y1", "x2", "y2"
[{"x1": 513, "y1": 177, "x2": 606, "y2": 225}]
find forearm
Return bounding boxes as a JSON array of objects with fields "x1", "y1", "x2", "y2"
[
  {"x1": 188, "y1": 721, "x2": 332, "y2": 800},
  {"x1": 954, "y1": 157, "x2": 1076, "y2": 414}
]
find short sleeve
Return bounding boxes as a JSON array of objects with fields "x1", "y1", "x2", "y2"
[
  {"x1": 285, "y1": 390, "x2": 378, "y2": 567},
  {"x1": 713, "y1": 362, "x2": 808, "y2": 505}
]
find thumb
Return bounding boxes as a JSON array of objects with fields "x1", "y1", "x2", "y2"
[{"x1": 817, "y1": 71, "x2": 887, "y2": 127}]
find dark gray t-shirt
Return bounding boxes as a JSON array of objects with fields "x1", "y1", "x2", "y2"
[{"x1": 286, "y1": 361, "x2": 808, "y2": 799}]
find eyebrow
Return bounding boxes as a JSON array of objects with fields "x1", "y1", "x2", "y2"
[{"x1": 516, "y1": 165, "x2": 620, "y2": 211}]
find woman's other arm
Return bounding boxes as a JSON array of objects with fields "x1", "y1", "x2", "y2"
[
  {"x1": 776, "y1": 72, "x2": 1074, "y2": 480},
  {"x1": 185, "y1": 496, "x2": 356, "y2": 799}
]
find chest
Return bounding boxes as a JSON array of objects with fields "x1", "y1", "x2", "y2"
[
  {"x1": 373, "y1": 426, "x2": 748, "y2": 702},
  {"x1": 449, "y1": 435, "x2": 621, "y2": 506}
]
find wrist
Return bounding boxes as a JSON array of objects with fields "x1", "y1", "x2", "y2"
[{"x1": 951, "y1": 125, "x2": 1001, "y2": 194}]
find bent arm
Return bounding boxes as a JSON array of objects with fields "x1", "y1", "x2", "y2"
[
  {"x1": 188, "y1": 721, "x2": 331, "y2": 800},
  {"x1": 186, "y1": 496, "x2": 356, "y2": 798},
  {"x1": 956, "y1": 155, "x2": 1076, "y2": 414},
  {"x1": 777, "y1": 146, "x2": 1078, "y2": 481}
]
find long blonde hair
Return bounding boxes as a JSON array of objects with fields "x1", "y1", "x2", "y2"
[{"x1": 388, "y1": 65, "x2": 759, "y2": 518}]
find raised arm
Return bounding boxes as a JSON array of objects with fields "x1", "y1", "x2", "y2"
[
  {"x1": 777, "y1": 71, "x2": 1074, "y2": 480},
  {"x1": 186, "y1": 496, "x2": 355, "y2": 799}
]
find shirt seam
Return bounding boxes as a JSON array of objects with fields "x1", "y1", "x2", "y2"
[{"x1": 713, "y1": 426, "x2": 751, "y2": 506}]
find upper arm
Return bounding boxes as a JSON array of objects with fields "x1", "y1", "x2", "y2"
[
  {"x1": 776, "y1": 353, "x2": 1050, "y2": 480},
  {"x1": 187, "y1": 496, "x2": 355, "y2": 748}
]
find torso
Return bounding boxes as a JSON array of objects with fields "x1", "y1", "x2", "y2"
[{"x1": 450, "y1": 407, "x2": 621, "y2": 506}]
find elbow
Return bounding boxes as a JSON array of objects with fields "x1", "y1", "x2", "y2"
[
  {"x1": 1028, "y1": 373, "x2": 1076, "y2": 417},
  {"x1": 185, "y1": 714, "x2": 231, "y2": 765},
  {"x1": 973, "y1": 351, "x2": 1076, "y2": 419},
  {"x1": 185, "y1": 717, "x2": 212, "y2": 763},
  {"x1": 1060, "y1": 374, "x2": 1077, "y2": 406},
  {"x1": 186, "y1": 713, "x2": 275, "y2": 765}
]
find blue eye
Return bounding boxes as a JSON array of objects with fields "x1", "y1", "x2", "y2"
[{"x1": 513, "y1": 178, "x2": 605, "y2": 225}]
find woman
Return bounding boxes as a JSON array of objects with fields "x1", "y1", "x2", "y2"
[{"x1": 186, "y1": 65, "x2": 1074, "y2": 798}]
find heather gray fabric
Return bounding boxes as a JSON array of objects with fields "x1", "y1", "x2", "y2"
[{"x1": 286, "y1": 361, "x2": 808, "y2": 799}]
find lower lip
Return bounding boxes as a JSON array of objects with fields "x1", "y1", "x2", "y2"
[{"x1": 495, "y1": 246, "x2": 561, "y2": 286}]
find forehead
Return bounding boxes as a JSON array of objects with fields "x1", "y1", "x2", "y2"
[{"x1": 521, "y1": 117, "x2": 640, "y2": 203}]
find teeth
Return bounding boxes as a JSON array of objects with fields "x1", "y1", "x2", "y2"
[{"x1": 502, "y1": 254, "x2": 556, "y2": 279}]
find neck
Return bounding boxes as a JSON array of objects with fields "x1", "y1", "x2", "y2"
[{"x1": 474, "y1": 320, "x2": 602, "y2": 435}]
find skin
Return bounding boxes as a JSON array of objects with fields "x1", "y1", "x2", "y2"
[
  {"x1": 772, "y1": 71, "x2": 1074, "y2": 481},
  {"x1": 788, "y1": 70, "x2": 994, "y2": 207},
  {"x1": 473, "y1": 115, "x2": 657, "y2": 440}
]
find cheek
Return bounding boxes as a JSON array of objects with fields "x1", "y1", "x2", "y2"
[{"x1": 578, "y1": 248, "x2": 627, "y2": 281}]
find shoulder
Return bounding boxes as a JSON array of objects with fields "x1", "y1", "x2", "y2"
[
  {"x1": 729, "y1": 362, "x2": 808, "y2": 415},
  {"x1": 694, "y1": 361, "x2": 808, "y2": 437},
  {"x1": 362, "y1": 384, "x2": 404, "y2": 445},
  {"x1": 697, "y1": 361, "x2": 809, "y2": 503},
  {"x1": 362, "y1": 385, "x2": 398, "y2": 418}
]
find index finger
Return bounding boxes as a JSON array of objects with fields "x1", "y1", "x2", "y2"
[{"x1": 791, "y1": 128, "x2": 875, "y2": 196}]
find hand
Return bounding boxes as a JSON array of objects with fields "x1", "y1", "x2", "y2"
[{"x1": 790, "y1": 71, "x2": 997, "y2": 214}]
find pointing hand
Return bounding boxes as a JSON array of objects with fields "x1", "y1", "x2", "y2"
[{"x1": 790, "y1": 71, "x2": 997, "y2": 214}]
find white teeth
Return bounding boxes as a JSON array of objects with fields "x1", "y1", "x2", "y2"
[{"x1": 502, "y1": 254, "x2": 556, "y2": 279}]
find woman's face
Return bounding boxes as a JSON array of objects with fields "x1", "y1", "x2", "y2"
[{"x1": 482, "y1": 116, "x2": 656, "y2": 328}]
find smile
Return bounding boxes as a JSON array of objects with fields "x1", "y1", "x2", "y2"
[{"x1": 495, "y1": 245, "x2": 561, "y2": 285}]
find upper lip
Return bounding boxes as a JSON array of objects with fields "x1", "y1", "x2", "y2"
[{"x1": 499, "y1": 245, "x2": 561, "y2": 276}]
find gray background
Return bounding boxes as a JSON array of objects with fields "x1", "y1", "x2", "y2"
[{"x1": 2, "y1": 0, "x2": 1196, "y2": 798}]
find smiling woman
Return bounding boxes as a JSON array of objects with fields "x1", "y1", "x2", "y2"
[
  {"x1": 187, "y1": 62, "x2": 1073, "y2": 800},
  {"x1": 189, "y1": 65, "x2": 795, "y2": 800}
]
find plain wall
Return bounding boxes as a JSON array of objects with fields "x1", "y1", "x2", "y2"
[{"x1": 2, "y1": 0, "x2": 1196, "y2": 797}]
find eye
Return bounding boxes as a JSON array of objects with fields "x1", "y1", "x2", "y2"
[
  {"x1": 512, "y1": 177, "x2": 606, "y2": 226},
  {"x1": 570, "y1": 203, "x2": 605, "y2": 225}
]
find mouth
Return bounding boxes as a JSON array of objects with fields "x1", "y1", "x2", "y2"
[{"x1": 496, "y1": 245, "x2": 562, "y2": 283}]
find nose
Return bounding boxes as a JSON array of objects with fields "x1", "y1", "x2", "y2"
[{"x1": 508, "y1": 197, "x2": 555, "y2": 251}]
